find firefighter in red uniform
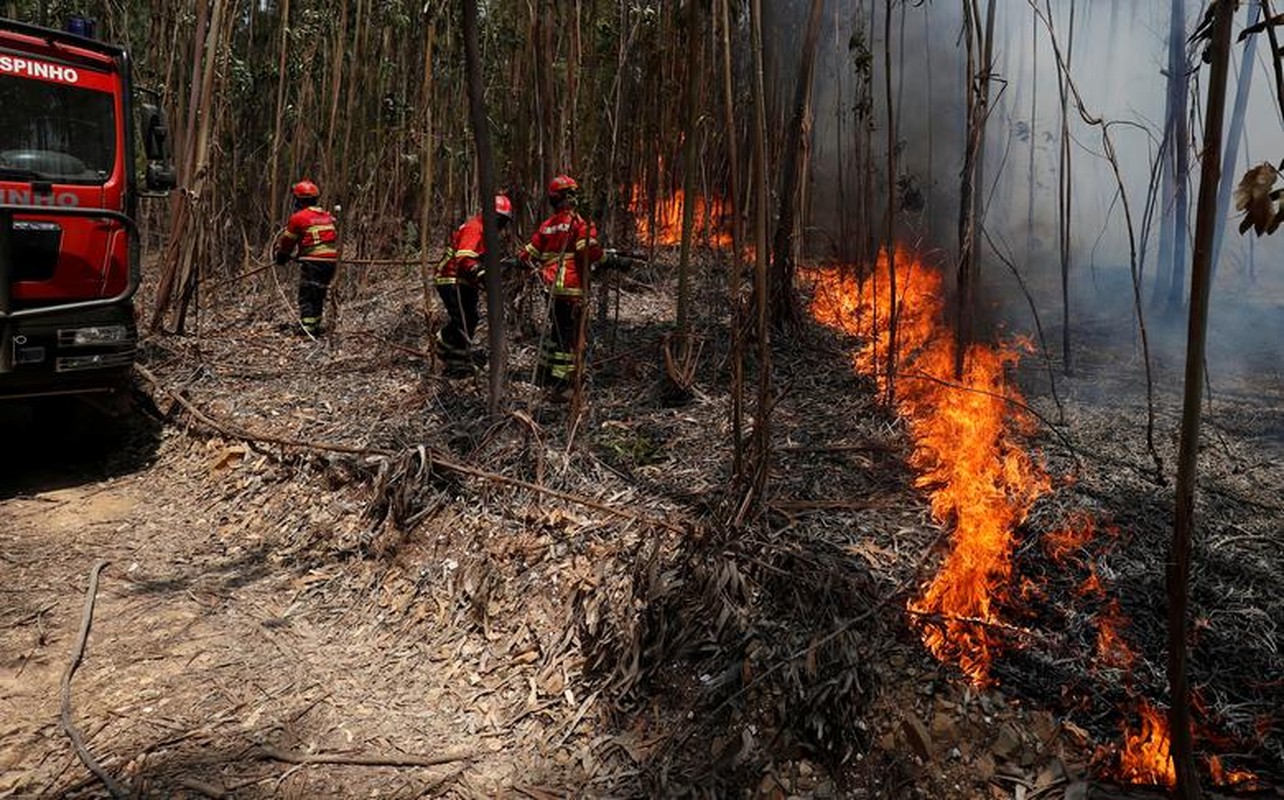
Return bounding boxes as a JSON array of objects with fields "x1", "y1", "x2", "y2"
[
  {"x1": 519, "y1": 175, "x2": 603, "y2": 399},
  {"x1": 274, "y1": 179, "x2": 340, "y2": 336},
  {"x1": 435, "y1": 195, "x2": 514, "y2": 376}
]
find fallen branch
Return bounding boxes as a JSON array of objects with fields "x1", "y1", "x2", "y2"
[
  {"x1": 256, "y1": 744, "x2": 475, "y2": 768},
  {"x1": 202, "y1": 260, "x2": 278, "y2": 292},
  {"x1": 348, "y1": 330, "x2": 438, "y2": 362},
  {"x1": 904, "y1": 608, "x2": 1041, "y2": 640},
  {"x1": 429, "y1": 455, "x2": 688, "y2": 534},
  {"x1": 136, "y1": 364, "x2": 395, "y2": 458},
  {"x1": 777, "y1": 442, "x2": 897, "y2": 455},
  {"x1": 336, "y1": 257, "x2": 429, "y2": 266},
  {"x1": 60, "y1": 560, "x2": 128, "y2": 799},
  {"x1": 769, "y1": 498, "x2": 893, "y2": 513},
  {"x1": 136, "y1": 364, "x2": 689, "y2": 534}
]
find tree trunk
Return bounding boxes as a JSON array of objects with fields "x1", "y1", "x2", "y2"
[
  {"x1": 833, "y1": 3, "x2": 848, "y2": 257},
  {"x1": 719, "y1": 0, "x2": 746, "y2": 483},
  {"x1": 1053, "y1": 0, "x2": 1075, "y2": 375},
  {"x1": 1163, "y1": 0, "x2": 1191, "y2": 316},
  {"x1": 1211, "y1": 0, "x2": 1261, "y2": 274},
  {"x1": 419, "y1": 10, "x2": 438, "y2": 281},
  {"x1": 768, "y1": 0, "x2": 825, "y2": 332},
  {"x1": 972, "y1": 0, "x2": 997, "y2": 282},
  {"x1": 883, "y1": 0, "x2": 897, "y2": 402},
  {"x1": 461, "y1": 0, "x2": 505, "y2": 418},
  {"x1": 1026, "y1": 6, "x2": 1037, "y2": 261},
  {"x1": 956, "y1": 0, "x2": 997, "y2": 380},
  {"x1": 151, "y1": 0, "x2": 224, "y2": 333},
  {"x1": 675, "y1": 0, "x2": 702, "y2": 342},
  {"x1": 267, "y1": 0, "x2": 290, "y2": 225},
  {"x1": 1169, "y1": 4, "x2": 1234, "y2": 799},
  {"x1": 749, "y1": 0, "x2": 772, "y2": 506}
]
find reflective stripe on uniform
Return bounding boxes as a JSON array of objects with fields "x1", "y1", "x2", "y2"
[
  {"x1": 552, "y1": 255, "x2": 582, "y2": 296},
  {"x1": 539, "y1": 340, "x2": 576, "y2": 379}
]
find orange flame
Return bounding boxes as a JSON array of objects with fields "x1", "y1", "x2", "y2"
[
  {"x1": 629, "y1": 185, "x2": 734, "y2": 249},
  {"x1": 1118, "y1": 701, "x2": 1176, "y2": 788},
  {"x1": 1208, "y1": 755, "x2": 1259, "y2": 788},
  {"x1": 809, "y1": 251, "x2": 1050, "y2": 684},
  {"x1": 798, "y1": 246, "x2": 1268, "y2": 789},
  {"x1": 1043, "y1": 513, "x2": 1097, "y2": 562},
  {"x1": 1095, "y1": 600, "x2": 1136, "y2": 671},
  {"x1": 1113, "y1": 704, "x2": 1263, "y2": 789}
]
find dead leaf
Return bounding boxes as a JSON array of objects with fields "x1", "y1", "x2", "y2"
[
  {"x1": 1234, "y1": 162, "x2": 1280, "y2": 236},
  {"x1": 1060, "y1": 720, "x2": 1090, "y2": 747},
  {"x1": 901, "y1": 715, "x2": 933, "y2": 761},
  {"x1": 209, "y1": 445, "x2": 247, "y2": 473}
]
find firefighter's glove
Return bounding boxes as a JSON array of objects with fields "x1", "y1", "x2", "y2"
[{"x1": 274, "y1": 252, "x2": 290, "y2": 266}]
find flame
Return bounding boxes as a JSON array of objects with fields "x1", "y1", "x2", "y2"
[
  {"x1": 613, "y1": 199, "x2": 1264, "y2": 787},
  {"x1": 1118, "y1": 701, "x2": 1176, "y2": 787},
  {"x1": 1113, "y1": 705, "x2": 1262, "y2": 789},
  {"x1": 1208, "y1": 755, "x2": 1259, "y2": 788},
  {"x1": 629, "y1": 185, "x2": 734, "y2": 249},
  {"x1": 810, "y1": 250, "x2": 1050, "y2": 684},
  {"x1": 1095, "y1": 600, "x2": 1136, "y2": 670},
  {"x1": 1043, "y1": 513, "x2": 1097, "y2": 562},
  {"x1": 1077, "y1": 572, "x2": 1104, "y2": 597}
]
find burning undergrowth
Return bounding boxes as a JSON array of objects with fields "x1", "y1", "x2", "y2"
[
  {"x1": 126, "y1": 226, "x2": 1281, "y2": 795},
  {"x1": 808, "y1": 248, "x2": 1283, "y2": 791}
]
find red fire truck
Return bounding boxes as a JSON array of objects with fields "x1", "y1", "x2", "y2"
[{"x1": 0, "y1": 16, "x2": 173, "y2": 403}]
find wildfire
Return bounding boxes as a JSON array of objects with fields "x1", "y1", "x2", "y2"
[
  {"x1": 1095, "y1": 600, "x2": 1136, "y2": 671},
  {"x1": 629, "y1": 185, "x2": 734, "y2": 249},
  {"x1": 1042, "y1": 515, "x2": 1135, "y2": 671},
  {"x1": 810, "y1": 250, "x2": 1050, "y2": 684},
  {"x1": 1042, "y1": 512, "x2": 1097, "y2": 561},
  {"x1": 1208, "y1": 755, "x2": 1259, "y2": 788},
  {"x1": 616, "y1": 189, "x2": 1262, "y2": 789},
  {"x1": 806, "y1": 248, "x2": 1264, "y2": 792},
  {"x1": 1117, "y1": 701, "x2": 1177, "y2": 787}
]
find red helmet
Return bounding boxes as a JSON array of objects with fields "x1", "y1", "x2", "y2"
[
  {"x1": 494, "y1": 194, "x2": 513, "y2": 221},
  {"x1": 292, "y1": 179, "x2": 320, "y2": 200},
  {"x1": 547, "y1": 174, "x2": 578, "y2": 204}
]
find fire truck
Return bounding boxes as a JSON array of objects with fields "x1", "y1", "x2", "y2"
[{"x1": 0, "y1": 16, "x2": 174, "y2": 403}]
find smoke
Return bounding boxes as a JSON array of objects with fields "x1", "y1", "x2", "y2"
[{"x1": 794, "y1": 0, "x2": 1283, "y2": 386}]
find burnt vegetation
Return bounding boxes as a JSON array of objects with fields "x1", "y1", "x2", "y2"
[{"x1": 1, "y1": 1, "x2": 1283, "y2": 798}]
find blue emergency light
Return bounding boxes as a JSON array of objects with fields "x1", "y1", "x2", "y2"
[{"x1": 65, "y1": 15, "x2": 96, "y2": 39}]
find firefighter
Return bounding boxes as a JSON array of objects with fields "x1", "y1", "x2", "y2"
[
  {"x1": 519, "y1": 175, "x2": 603, "y2": 400},
  {"x1": 274, "y1": 179, "x2": 340, "y2": 336},
  {"x1": 435, "y1": 195, "x2": 514, "y2": 376}
]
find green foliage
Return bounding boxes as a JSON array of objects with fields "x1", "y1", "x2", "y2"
[{"x1": 595, "y1": 423, "x2": 666, "y2": 469}]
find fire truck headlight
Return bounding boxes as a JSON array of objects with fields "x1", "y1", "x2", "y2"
[{"x1": 65, "y1": 325, "x2": 131, "y2": 346}]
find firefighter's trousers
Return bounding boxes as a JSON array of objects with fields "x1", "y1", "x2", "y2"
[
  {"x1": 435, "y1": 282, "x2": 480, "y2": 374},
  {"x1": 537, "y1": 293, "x2": 582, "y2": 390},
  {"x1": 298, "y1": 259, "x2": 337, "y2": 331}
]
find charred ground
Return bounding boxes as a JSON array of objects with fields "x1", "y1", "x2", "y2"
[{"x1": 1, "y1": 253, "x2": 1280, "y2": 798}]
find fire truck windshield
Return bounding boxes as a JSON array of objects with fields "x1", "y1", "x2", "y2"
[{"x1": 0, "y1": 74, "x2": 116, "y2": 184}]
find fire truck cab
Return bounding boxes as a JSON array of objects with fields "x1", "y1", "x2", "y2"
[{"x1": 0, "y1": 16, "x2": 174, "y2": 403}]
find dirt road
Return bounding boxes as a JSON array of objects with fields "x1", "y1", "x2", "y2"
[{"x1": 1, "y1": 407, "x2": 510, "y2": 798}]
